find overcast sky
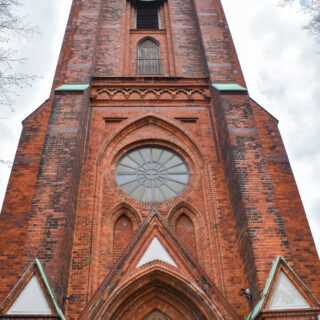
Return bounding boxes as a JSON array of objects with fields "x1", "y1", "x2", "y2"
[{"x1": 0, "y1": 0, "x2": 319, "y2": 255}]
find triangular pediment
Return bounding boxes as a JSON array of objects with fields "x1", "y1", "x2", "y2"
[
  {"x1": 137, "y1": 236, "x2": 177, "y2": 268},
  {"x1": 80, "y1": 210, "x2": 239, "y2": 320},
  {"x1": 0, "y1": 259, "x2": 65, "y2": 319},
  {"x1": 268, "y1": 270, "x2": 310, "y2": 310},
  {"x1": 7, "y1": 275, "x2": 53, "y2": 315},
  {"x1": 247, "y1": 256, "x2": 320, "y2": 320}
]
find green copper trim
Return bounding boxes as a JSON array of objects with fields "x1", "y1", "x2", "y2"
[
  {"x1": 247, "y1": 256, "x2": 280, "y2": 320},
  {"x1": 35, "y1": 258, "x2": 66, "y2": 320},
  {"x1": 55, "y1": 84, "x2": 90, "y2": 92},
  {"x1": 247, "y1": 256, "x2": 320, "y2": 320},
  {"x1": 211, "y1": 83, "x2": 247, "y2": 92},
  {"x1": 0, "y1": 258, "x2": 66, "y2": 320}
]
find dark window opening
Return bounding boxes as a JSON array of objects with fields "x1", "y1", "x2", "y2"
[
  {"x1": 104, "y1": 117, "x2": 128, "y2": 128},
  {"x1": 175, "y1": 117, "x2": 198, "y2": 123},
  {"x1": 136, "y1": 3, "x2": 159, "y2": 29},
  {"x1": 137, "y1": 38, "x2": 162, "y2": 74}
]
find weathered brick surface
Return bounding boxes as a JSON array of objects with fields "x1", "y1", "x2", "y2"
[
  {"x1": 193, "y1": 0, "x2": 245, "y2": 84},
  {"x1": 0, "y1": 0, "x2": 319, "y2": 319},
  {"x1": 113, "y1": 214, "x2": 133, "y2": 263},
  {"x1": 251, "y1": 99, "x2": 320, "y2": 299},
  {"x1": 0, "y1": 100, "x2": 51, "y2": 299},
  {"x1": 175, "y1": 214, "x2": 197, "y2": 258},
  {"x1": 211, "y1": 90, "x2": 287, "y2": 301},
  {"x1": 168, "y1": 0, "x2": 207, "y2": 77}
]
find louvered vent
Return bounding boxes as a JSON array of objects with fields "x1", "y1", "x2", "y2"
[
  {"x1": 137, "y1": 3, "x2": 159, "y2": 29},
  {"x1": 137, "y1": 39, "x2": 162, "y2": 74}
]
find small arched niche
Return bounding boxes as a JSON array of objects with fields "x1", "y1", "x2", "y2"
[
  {"x1": 113, "y1": 214, "x2": 133, "y2": 263},
  {"x1": 175, "y1": 213, "x2": 197, "y2": 258}
]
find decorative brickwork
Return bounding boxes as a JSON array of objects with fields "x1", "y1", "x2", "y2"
[{"x1": 0, "y1": 0, "x2": 319, "y2": 319}]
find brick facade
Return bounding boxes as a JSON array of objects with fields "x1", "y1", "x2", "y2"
[{"x1": 0, "y1": 0, "x2": 319, "y2": 319}]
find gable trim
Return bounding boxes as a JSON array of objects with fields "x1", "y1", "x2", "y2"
[
  {"x1": 80, "y1": 210, "x2": 239, "y2": 320},
  {"x1": 0, "y1": 259, "x2": 66, "y2": 320},
  {"x1": 247, "y1": 256, "x2": 320, "y2": 320}
]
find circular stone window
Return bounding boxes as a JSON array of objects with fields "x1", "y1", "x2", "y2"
[{"x1": 115, "y1": 147, "x2": 189, "y2": 203}]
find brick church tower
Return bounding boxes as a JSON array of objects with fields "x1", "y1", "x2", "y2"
[{"x1": 0, "y1": 0, "x2": 319, "y2": 319}]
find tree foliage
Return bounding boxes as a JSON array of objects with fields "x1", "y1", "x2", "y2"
[
  {"x1": 0, "y1": 0, "x2": 37, "y2": 111},
  {"x1": 281, "y1": 0, "x2": 320, "y2": 38}
]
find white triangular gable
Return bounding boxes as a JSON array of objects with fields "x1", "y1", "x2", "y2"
[
  {"x1": 269, "y1": 271, "x2": 310, "y2": 310},
  {"x1": 7, "y1": 275, "x2": 53, "y2": 315},
  {"x1": 136, "y1": 237, "x2": 177, "y2": 268}
]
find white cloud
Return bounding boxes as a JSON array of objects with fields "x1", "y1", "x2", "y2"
[{"x1": 222, "y1": 0, "x2": 320, "y2": 255}]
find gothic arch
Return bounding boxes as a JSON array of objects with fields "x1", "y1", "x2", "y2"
[
  {"x1": 113, "y1": 214, "x2": 133, "y2": 263},
  {"x1": 96, "y1": 114, "x2": 204, "y2": 168},
  {"x1": 82, "y1": 266, "x2": 233, "y2": 319},
  {"x1": 95, "y1": 114, "x2": 205, "y2": 210},
  {"x1": 137, "y1": 37, "x2": 161, "y2": 74},
  {"x1": 168, "y1": 201, "x2": 203, "y2": 228},
  {"x1": 137, "y1": 36, "x2": 161, "y2": 47},
  {"x1": 168, "y1": 202, "x2": 206, "y2": 262},
  {"x1": 175, "y1": 214, "x2": 197, "y2": 258},
  {"x1": 89, "y1": 203, "x2": 141, "y2": 296},
  {"x1": 105, "y1": 202, "x2": 142, "y2": 228}
]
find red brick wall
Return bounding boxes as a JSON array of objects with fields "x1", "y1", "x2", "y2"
[
  {"x1": 113, "y1": 214, "x2": 133, "y2": 263},
  {"x1": 0, "y1": 100, "x2": 51, "y2": 299},
  {"x1": 251, "y1": 100, "x2": 320, "y2": 298},
  {"x1": 0, "y1": 0, "x2": 319, "y2": 319},
  {"x1": 175, "y1": 214, "x2": 197, "y2": 259}
]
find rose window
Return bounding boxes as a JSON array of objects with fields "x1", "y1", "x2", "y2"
[{"x1": 115, "y1": 147, "x2": 189, "y2": 203}]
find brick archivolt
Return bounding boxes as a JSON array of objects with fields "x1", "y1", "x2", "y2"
[
  {"x1": 85, "y1": 266, "x2": 223, "y2": 320},
  {"x1": 168, "y1": 201, "x2": 203, "y2": 229},
  {"x1": 96, "y1": 114, "x2": 204, "y2": 209},
  {"x1": 88, "y1": 114, "x2": 214, "y2": 296},
  {"x1": 168, "y1": 202, "x2": 205, "y2": 260},
  {"x1": 89, "y1": 203, "x2": 141, "y2": 295}
]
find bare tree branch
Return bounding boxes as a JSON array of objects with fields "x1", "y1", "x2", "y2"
[
  {"x1": 0, "y1": 159, "x2": 12, "y2": 168},
  {"x1": 0, "y1": 0, "x2": 38, "y2": 111},
  {"x1": 280, "y1": 0, "x2": 320, "y2": 38}
]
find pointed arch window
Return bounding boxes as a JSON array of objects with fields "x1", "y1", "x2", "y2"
[{"x1": 137, "y1": 38, "x2": 162, "y2": 75}]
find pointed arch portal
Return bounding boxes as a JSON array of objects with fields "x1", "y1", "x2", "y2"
[{"x1": 80, "y1": 267, "x2": 236, "y2": 319}]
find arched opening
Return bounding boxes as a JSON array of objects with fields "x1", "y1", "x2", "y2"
[
  {"x1": 175, "y1": 214, "x2": 197, "y2": 258},
  {"x1": 80, "y1": 264, "x2": 236, "y2": 319},
  {"x1": 106, "y1": 271, "x2": 212, "y2": 320},
  {"x1": 136, "y1": 1, "x2": 160, "y2": 29},
  {"x1": 143, "y1": 309, "x2": 172, "y2": 320},
  {"x1": 137, "y1": 38, "x2": 161, "y2": 75},
  {"x1": 113, "y1": 214, "x2": 133, "y2": 263}
]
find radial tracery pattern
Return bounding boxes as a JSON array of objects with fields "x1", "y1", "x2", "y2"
[{"x1": 115, "y1": 147, "x2": 189, "y2": 203}]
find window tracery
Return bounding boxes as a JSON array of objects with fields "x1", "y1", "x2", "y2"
[{"x1": 115, "y1": 147, "x2": 189, "y2": 203}]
